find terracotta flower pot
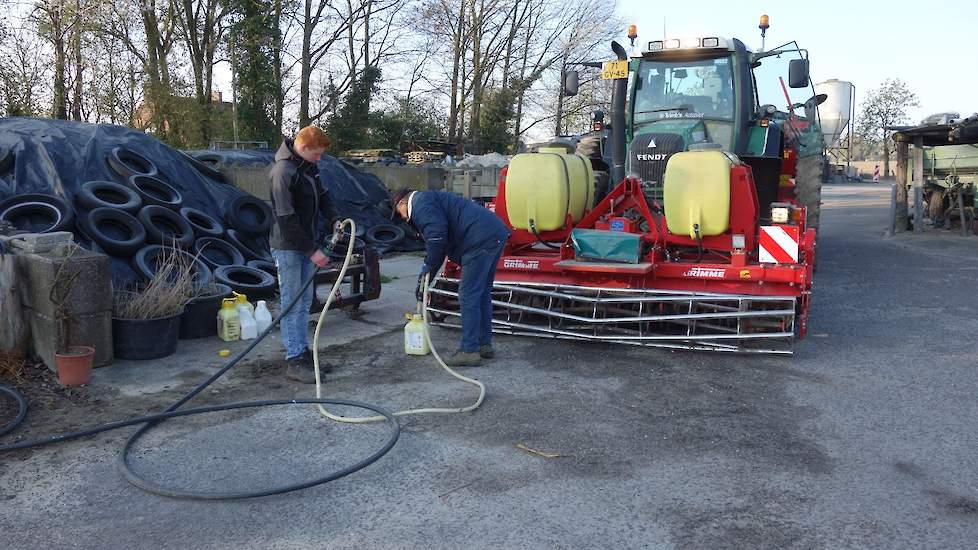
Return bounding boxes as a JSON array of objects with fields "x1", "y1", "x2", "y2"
[{"x1": 54, "y1": 346, "x2": 95, "y2": 386}]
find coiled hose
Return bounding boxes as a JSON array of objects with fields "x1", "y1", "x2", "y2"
[{"x1": 0, "y1": 223, "x2": 400, "y2": 500}]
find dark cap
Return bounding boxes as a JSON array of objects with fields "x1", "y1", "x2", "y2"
[{"x1": 390, "y1": 187, "x2": 413, "y2": 219}]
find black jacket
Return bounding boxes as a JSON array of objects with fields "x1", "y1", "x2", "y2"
[{"x1": 268, "y1": 140, "x2": 336, "y2": 253}]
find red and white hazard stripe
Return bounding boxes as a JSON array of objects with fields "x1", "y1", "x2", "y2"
[{"x1": 759, "y1": 225, "x2": 799, "y2": 264}]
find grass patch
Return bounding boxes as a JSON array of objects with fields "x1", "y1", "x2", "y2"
[{"x1": 380, "y1": 275, "x2": 396, "y2": 284}]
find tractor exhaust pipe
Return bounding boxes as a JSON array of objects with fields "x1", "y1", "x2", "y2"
[{"x1": 610, "y1": 41, "x2": 628, "y2": 185}]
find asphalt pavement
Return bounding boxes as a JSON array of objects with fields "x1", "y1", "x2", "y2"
[{"x1": 2, "y1": 183, "x2": 977, "y2": 549}]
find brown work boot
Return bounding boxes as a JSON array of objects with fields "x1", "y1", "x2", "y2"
[
  {"x1": 479, "y1": 345, "x2": 495, "y2": 359},
  {"x1": 445, "y1": 350, "x2": 481, "y2": 367}
]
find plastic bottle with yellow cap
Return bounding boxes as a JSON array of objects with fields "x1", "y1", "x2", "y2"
[{"x1": 217, "y1": 298, "x2": 240, "y2": 341}]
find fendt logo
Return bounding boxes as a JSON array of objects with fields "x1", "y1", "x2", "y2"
[
  {"x1": 635, "y1": 153, "x2": 670, "y2": 162},
  {"x1": 503, "y1": 259, "x2": 540, "y2": 270},
  {"x1": 682, "y1": 267, "x2": 726, "y2": 278}
]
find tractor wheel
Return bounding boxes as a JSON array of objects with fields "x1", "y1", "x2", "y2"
[{"x1": 795, "y1": 155, "x2": 822, "y2": 232}]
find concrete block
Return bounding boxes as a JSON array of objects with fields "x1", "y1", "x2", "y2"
[
  {"x1": 3, "y1": 231, "x2": 74, "y2": 254},
  {"x1": 26, "y1": 308, "x2": 113, "y2": 369},
  {"x1": 16, "y1": 247, "x2": 112, "y2": 317}
]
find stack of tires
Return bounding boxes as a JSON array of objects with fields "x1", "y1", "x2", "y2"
[{"x1": 0, "y1": 146, "x2": 279, "y2": 299}]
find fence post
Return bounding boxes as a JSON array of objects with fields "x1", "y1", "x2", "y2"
[{"x1": 889, "y1": 183, "x2": 897, "y2": 236}]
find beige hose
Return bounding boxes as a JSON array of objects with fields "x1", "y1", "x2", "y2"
[{"x1": 311, "y1": 219, "x2": 486, "y2": 423}]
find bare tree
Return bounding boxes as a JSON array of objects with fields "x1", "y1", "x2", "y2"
[
  {"x1": 174, "y1": 0, "x2": 227, "y2": 106},
  {"x1": 33, "y1": 0, "x2": 72, "y2": 118},
  {"x1": 856, "y1": 78, "x2": 919, "y2": 177},
  {"x1": 0, "y1": 25, "x2": 50, "y2": 116}
]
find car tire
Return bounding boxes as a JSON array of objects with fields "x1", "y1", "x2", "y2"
[
  {"x1": 107, "y1": 146, "x2": 158, "y2": 179},
  {"x1": 132, "y1": 244, "x2": 214, "y2": 285},
  {"x1": 127, "y1": 174, "x2": 183, "y2": 210},
  {"x1": 138, "y1": 205, "x2": 195, "y2": 249},
  {"x1": 213, "y1": 265, "x2": 277, "y2": 298},
  {"x1": 365, "y1": 224, "x2": 405, "y2": 246},
  {"x1": 181, "y1": 151, "x2": 225, "y2": 182},
  {"x1": 246, "y1": 259, "x2": 277, "y2": 279},
  {"x1": 194, "y1": 236, "x2": 246, "y2": 270},
  {"x1": 79, "y1": 208, "x2": 146, "y2": 257},
  {"x1": 226, "y1": 228, "x2": 271, "y2": 262},
  {"x1": 0, "y1": 193, "x2": 74, "y2": 233},
  {"x1": 224, "y1": 195, "x2": 273, "y2": 236},
  {"x1": 76, "y1": 180, "x2": 142, "y2": 213},
  {"x1": 180, "y1": 207, "x2": 225, "y2": 239}
]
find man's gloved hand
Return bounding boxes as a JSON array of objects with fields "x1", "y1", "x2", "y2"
[{"x1": 415, "y1": 265, "x2": 429, "y2": 302}]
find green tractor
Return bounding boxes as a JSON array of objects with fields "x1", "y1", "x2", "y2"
[{"x1": 566, "y1": 22, "x2": 826, "y2": 229}]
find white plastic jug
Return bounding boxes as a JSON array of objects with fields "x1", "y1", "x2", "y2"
[
  {"x1": 238, "y1": 305, "x2": 258, "y2": 340},
  {"x1": 404, "y1": 313, "x2": 429, "y2": 356},
  {"x1": 254, "y1": 300, "x2": 273, "y2": 334}
]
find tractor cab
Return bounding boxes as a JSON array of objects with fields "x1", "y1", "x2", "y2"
[{"x1": 625, "y1": 37, "x2": 823, "y2": 224}]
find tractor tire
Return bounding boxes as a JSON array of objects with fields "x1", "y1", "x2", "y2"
[
  {"x1": 138, "y1": 205, "x2": 195, "y2": 249},
  {"x1": 180, "y1": 207, "x2": 225, "y2": 239},
  {"x1": 795, "y1": 155, "x2": 823, "y2": 232},
  {"x1": 76, "y1": 181, "x2": 142, "y2": 213},
  {"x1": 107, "y1": 147, "x2": 158, "y2": 179},
  {"x1": 80, "y1": 208, "x2": 146, "y2": 257}
]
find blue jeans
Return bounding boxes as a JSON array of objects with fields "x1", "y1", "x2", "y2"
[
  {"x1": 458, "y1": 237, "x2": 506, "y2": 353},
  {"x1": 272, "y1": 249, "x2": 316, "y2": 360}
]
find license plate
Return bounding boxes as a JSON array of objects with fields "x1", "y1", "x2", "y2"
[{"x1": 601, "y1": 60, "x2": 629, "y2": 80}]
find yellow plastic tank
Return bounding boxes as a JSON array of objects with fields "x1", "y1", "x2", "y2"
[
  {"x1": 505, "y1": 150, "x2": 594, "y2": 231},
  {"x1": 663, "y1": 150, "x2": 733, "y2": 237}
]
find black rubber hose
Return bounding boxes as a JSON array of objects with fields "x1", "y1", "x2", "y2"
[
  {"x1": 0, "y1": 384, "x2": 28, "y2": 438},
  {"x1": 528, "y1": 219, "x2": 561, "y2": 249},
  {"x1": 0, "y1": 257, "x2": 402, "y2": 500}
]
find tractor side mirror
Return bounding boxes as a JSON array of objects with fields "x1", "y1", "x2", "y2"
[
  {"x1": 788, "y1": 59, "x2": 809, "y2": 88},
  {"x1": 562, "y1": 70, "x2": 580, "y2": 97}
]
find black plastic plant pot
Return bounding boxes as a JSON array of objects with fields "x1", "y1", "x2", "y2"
[
  {"x1": 179, "y1": 283, "x2": 232, "y2": 339},
  {"x1": 112, "y1": 310, "x2": 184, "y2": 360}
]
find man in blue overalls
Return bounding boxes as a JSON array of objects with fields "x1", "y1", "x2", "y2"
[{"x1": 392, "y1": 188, "x2": 511, "y2": 366}]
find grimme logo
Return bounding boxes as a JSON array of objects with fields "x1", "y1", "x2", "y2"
[
  {"x1": 504, "y1": 259, "x2": 540, "y2": 270},
  {"x1": 683, "y1": 267, "x2": 726, "y2": 278}
]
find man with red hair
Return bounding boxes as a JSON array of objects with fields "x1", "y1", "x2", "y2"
[{"x1": 269, "y1": 125, "x2": 337, "y2": 383}]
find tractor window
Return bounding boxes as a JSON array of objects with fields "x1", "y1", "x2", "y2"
[
  {"x1": 751, "y1": 43, "x2": 824, "y2": 155},
  {"x1": 633, "y1": 57, "x2": 735, "y2": 122}
]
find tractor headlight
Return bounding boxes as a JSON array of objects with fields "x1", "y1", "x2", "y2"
[
  {"x1": 771, "y1": 206, "x2": 790, "y2": 223},
  {"x1": 647, "y1": 41, "x2": 663, "y2": 51},
  {"x1": 702, "y1": 37, "x2": 720, "y2": 48},
  {"x1": 664, "y1": 39, "x2": 681, "y2": 49}
]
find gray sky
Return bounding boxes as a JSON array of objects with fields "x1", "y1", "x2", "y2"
[{"x1": 620, "y1": 0, "x2": 976, "y2": 125}]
